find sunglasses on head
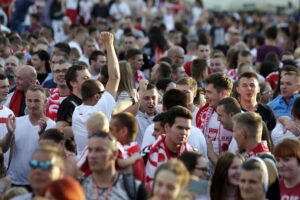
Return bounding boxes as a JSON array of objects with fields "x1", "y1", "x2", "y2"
[{"x1": 29, "y1": 160, "x2": 53, "y2": 170}]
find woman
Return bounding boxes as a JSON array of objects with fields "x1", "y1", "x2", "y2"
[
  {"x1": 178, "y1": 151, "x2": 209, "y2": 180},
  {"x1": 116, "y1": 61, "x2": 134, "y2": 102},
  {"x1": 151, "y1": 159, "x2": 190, "y2": 200},
  {"x1": 210, "y1": 152, "x2": 244, "y2": 200},
  {"x1": 31, "y1": 50, "x2": 52, "y2": 86},
  {"x1": 274, "y1": 138, "x2": 300, "y2": 198}
]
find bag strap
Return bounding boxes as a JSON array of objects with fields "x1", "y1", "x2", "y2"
[{"x1": 122, "y1": 173, "x2": 137, "y2": 200}]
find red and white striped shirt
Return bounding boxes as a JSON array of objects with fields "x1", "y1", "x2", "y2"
[
  {"x1": 145, "y1": 134, "x2": 195, "y2": 186},
  {"x1": 46, "y1": 88, "x2": 70, "y2": 120}
]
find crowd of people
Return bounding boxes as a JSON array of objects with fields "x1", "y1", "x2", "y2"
[{"x1": 0, "y1": 0, "x2": 299, "y2": 199}]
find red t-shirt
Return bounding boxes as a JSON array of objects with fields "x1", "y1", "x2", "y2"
[{"x1": 279, "y1": 178, "x2": 300, "y2": 200}]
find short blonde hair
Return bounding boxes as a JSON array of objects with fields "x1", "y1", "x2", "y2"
[
  {"x1": 86, "y1": 112, "x2": 109, "y2": 133},
  {"x1": 233, "y1": 112, "x2": 263, "y2": 141}
]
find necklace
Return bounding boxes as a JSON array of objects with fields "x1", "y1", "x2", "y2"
[{"x1": 92, "y1": 173, "x2": 118, "y2": 200}]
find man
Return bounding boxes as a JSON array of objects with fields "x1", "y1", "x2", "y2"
[
  {"x1": 184, "y1": 41, "x2": 210, "y2": 76},
  {"x1": 227, "y1": 50, "x2": 253, "y2": 81},
  {"x1": 4, "y1": 56, "x2": 21, "y2": 92},
  {"x1": 268, "y1": 71, "x2": 300, "y2": 118},
  {"x1": 118, "y1": 33, "x2": 137, "y2": 60},
  {"x1": 56, "y1": 63, "x2": 91, "y2": 139},
  {"x1": 39, "y1": 129, "x2": 80, "y2": 178},
  {"x1": 109, "y1": 0, "x2": 131, "y2": 21},
  {"x1": 145, "y1": 106, "x2": 195, "y2": 185},
  {"x1": 152, "y1": 112, "x2": 166, "y2": 139},
  {"x1": 233, "y1": 112, "x2": 271, "y2": 159},
  {"x1": 237, "y1": 72, "x2": 276, "y2": 131},
  {"x1": 0, "y1": 74, "x2": 14, "y2": 166},
  {"x1": 150, "y1": 62, "x2": 172, "y2": 85},
  {"x1": 80, "y1": 36, "x2": 97, "y2": 65},
  {"x1": 5, "y1": 65, "x2": 37, "y2": 117},
  {"x1": 210, "y1": 51, "x2": 227, "y2": 73},
  {"x1": 68, "y1": 26, "x2": 88, "y2": 59},
  {"x1": 171, "y1": 63, "x2": 187, "y2": 82},
  {"x1": 210, "y1": 97, "x2": 242, "y2": 162},
  {"x1": 176, "y1": 77, "x2": 199, "y2": 126},
  {"x1": 89, "y1": 50, "x2": 107, "y2": 80},
  {"x1": 82, "y1": 131, "x2": 147, "y2": 199},
  {"x1": 72, "y1": 32, "x2": 120, "y2": 157},
  {"x1": 46, "y1": 60, "x2": 71, "y2": 120},
  {"x1": 256, "y1": 25, "x2": 283, "y2": 72},
  {"x1": 272, "y1": 97, "x2": 300, "y2": 145},
  {"x1": 12, "y1": 146, "x2": 65, "y2": 199},
  {"x1": 141, "y1": 89, "x2": 207, "y2": 159},
  {"x1": 190, "y1": 58, "x2": 208, "y2": 88},
  {"x1": 196, "y1": 72, "x2": 233, "y2": 157},
  {"x1": 43, "y1": 51, "x2": 69, "y2": 89},
  {"x1": 4, "y1": 85, "x2": 56, "y2": 188},
  {"x1": 135, "y1": 84, "x2": 158, "y2": 145},
  {"x1": 166, "y1": 46, "x2": 185, "y2": 65},
  {"x1": 239, "y1": 158, "x2": 268, "y2": 200},
  {"x1": 126, "y1": 48, "x2": 145, "y2": 88}
]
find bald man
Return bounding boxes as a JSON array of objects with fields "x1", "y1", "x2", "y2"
[
  {"x1": 5, "y1": 65, "x2": 37, "y2": 116},
  {"x1": 167, "y1": 46, "x2": 185, "y2": 65}
]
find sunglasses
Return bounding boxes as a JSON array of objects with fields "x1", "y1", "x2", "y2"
[{"x1": 29, "y1": 160, "x2": 53, "y2": 170}]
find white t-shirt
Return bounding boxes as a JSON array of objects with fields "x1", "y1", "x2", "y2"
[
  {"x1": 0, "y1": 105, "x2": 14, "y2": 167},
  {"x1": 141, "y1": 124, "x2": 207, "y2": 158},
  {"x1": 72, "y1": 92, "x2": 116, "y2": 157},
  {"x1": 192, "y1": 106, "x2": 199, "y2": 127},
  {"x1": 272, "y1": 123, "x2": 299, "y2": 146},
  {"x1": 68, "y1": 41, "x2": 83, "y2": 58},
  {"x1": 109, "y1": 2, "x2": 131, "y2": 20},
  {"x1": 66, "y1": 0, "x2": 78, "y2": 9},
  {"x1": 7, "y1": 115, "x2": 56, "y2": 185},
  {"x1": 136, "y1": 111, "x2": 156, "y2": 146}
]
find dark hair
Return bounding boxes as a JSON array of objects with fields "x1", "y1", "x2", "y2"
[
  {"x1": 33, "y1": 50, "x2": 51, "y2": 73},
  {"x1": 191, "y1": 59, "x2": 207, "y2": 79},
  {"x1": 30, "y1": 13, "x2": 40, "y2": 21},
  {"x1": 81, "y1": 79, "x2": 102, "y2": 101},
  {"x1": 178, "y1": 151, "x2": 205, "y2": 173},
  {"x1": 0, "y1": 73, "x2": 7, "y2": 80},
  {"x1": 156, "y1": 62, "x2": 172, "y2": 78},
  {"x1": 42, "y1": 25, "x2": 55, "y2": 39},
  {"x1": 112, "y1": 112, "x2": 138, "y2": 142},
  {"x1": 210, "y1": 152, "x2": 244, "y2": 200},
  {"x1": 54, "y1": 42, "x2": 71, "y2": 56},
  {"x1": 148, "y1": 26, "x2": 168, "y2": 52},
  {"x1": 217, "y1": 97, "x2": 241, "y2": 114},
  {"x1": 163, "y1": 105, "x2": 193, "y2": 127},
  {"x1": 158, "y1": 57, "x2": 173, "y2": 65},
  {"x1": 238, "y1": 50, "x2": 251, "y2": 58},
  {"x1": 65, "y1": 64, "x2": 88, "y2": 91},
  {"x1": 237, "y1": 72, "x2": 259, "y2": 84},
  {"x1": 156, "y1": 78, "x2": 174, "y2": 91},
  {"x1": 204, "y1": 72, "x2": 233, "y2": 92},
  {"x1": 0, "y1": 36, "x2": 9, "y2": 46},
  {"x1": 260, "y1": 61, "x2": 278, "y2": 78},
  {"x1": 125, "y1": 48, "x2": 142, "y2": 60},
  {"x1": 163, "y1": 88, "x2": 188, "y2": 110},
  {"x1": 89, "y1": 50, "x2": 105, "y2": 64},
  {"x1": 265, "y1": 25, "x2": 277, "y2": 40},
  {"x1": 40, "y1": 129, "x2": 65, "y2": 143}
]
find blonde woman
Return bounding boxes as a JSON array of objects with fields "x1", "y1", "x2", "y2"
[{"x1": 117, "y1": 61, "x2": 135, "y2": 102}]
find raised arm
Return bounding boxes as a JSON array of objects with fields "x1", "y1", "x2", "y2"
[
  {"x1": 0, "y1": 114, "x2": 15, "y2": 153},
  {"x1": 100, "y1": 32, "x2": 120, "y2": 99}
]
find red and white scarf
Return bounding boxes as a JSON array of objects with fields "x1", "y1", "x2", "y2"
[
  {"x1": 145, "y1": 134, "x2": 195, "y2": 186},
  {"x1": 245, "y1": 143, "x2": 270, "y2": 159},
  {"x1": 196, "y1": 103, "x2": 214, "y2": 135}
]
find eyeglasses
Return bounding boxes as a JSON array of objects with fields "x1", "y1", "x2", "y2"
[{"x1": 29, "y1": 160, "x2": 53, "y2": 170}]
